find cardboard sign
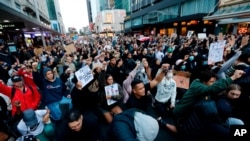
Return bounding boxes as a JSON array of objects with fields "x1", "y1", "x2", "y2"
[
  {"x1": 208, "y1": 40, "x2": 225, "y2": 64},
  {"x1": 64, "y1": 44, "x2": 76, "y2": 54},
  {"x1": 173, "y1": 71, "x2": 191, "y2": 89},
  {"x1": 104, "y1": 83, "x2": 119, "y2": 105},
  {"x1": 75, "y1": 65, "x2": 94, "y2": 88},
  {"x1": 33, "y1": 48, "x2": 43, "y2": 56}
]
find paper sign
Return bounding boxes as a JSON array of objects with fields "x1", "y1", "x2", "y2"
[
  {"x1": 171, "y1": 33, "x2": 177, "y2": 38},
  {"x1": 104, "y1": 83, "x2": 119, "y2": 105},
  {"x1": 75, "y1": 65, "x2": 94, "y2": 88},
  {"x1": 208, "y1": 40, "x2": 225, "y2": 64},
  {"x1": 173, "y1": 71, "x2": 191, "y2": 89},
  {"x1": 187, "y1": 31, "x2": 194, "y2": 39},
  {"x1": 198, "y1": 33, "x2": 207, "y2": 39}
]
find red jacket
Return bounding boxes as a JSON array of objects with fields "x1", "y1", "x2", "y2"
[
  {"x1": 17, "y1": 68, "x2": 37, "y2": 87},
  {"x1": 0, "y1": 82, "x2": 41, "y2": 116}
]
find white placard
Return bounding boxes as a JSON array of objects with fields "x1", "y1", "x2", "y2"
[
  {"x1": 187, "y1": 31, "x2": 194, "y2": 39},
  {"x1": 198, "y1": 33, "x2": 207, "y2": 39},
  {"x1": 171, "y1": 33, "x2": 177, "y2": 38},
  {"x1": 208, "y1": 40, "x2": 226, "y2": 64},
  {"x1": 75, "y1": 65, "x2": 94, "y2": 88},
  {"x1": 104, "y1": 83, "x2": 119, "y2": 105}
]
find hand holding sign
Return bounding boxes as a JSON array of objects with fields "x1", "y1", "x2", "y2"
[{"x1": 75, "y1": 66, "x2": 94, "y2": 88}]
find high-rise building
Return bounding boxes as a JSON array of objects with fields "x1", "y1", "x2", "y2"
[
  {"x1": 46, "y1": 0, "x2": 65, "y2": 33},
  {"x1": 0, "y1": 0, "x2": 60, "y2": 47}
]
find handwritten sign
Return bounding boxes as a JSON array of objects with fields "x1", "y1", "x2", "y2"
[
  {"x1": 64, "y1": 44, "x2": 76, "y2": 54},
  {"x1": 104, "y1": 83, "x2": 119, "y2": 105},
  {"x1": 173, "y1": 71, "x2": 191, "y2": 89},
  {"x1": 208, "y1": 40, "x2": 225, "y2": 64},
  {"x1": 75, "y1": 65, "x2": 93, "y2": 88}
]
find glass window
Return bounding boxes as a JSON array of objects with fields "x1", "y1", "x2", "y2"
[
  {"x1": 132, "y1": 17, "x2": 142, "y2": 26},
  {"x1": 15, "y1": 2, "x2": 21, "y2": 11}
]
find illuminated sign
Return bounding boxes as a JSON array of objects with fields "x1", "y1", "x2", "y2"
[
  {"x1": 0, "y1": 22, "x2": 25, "y2": 30},
  {"x1": 238, "y1": 27, "x2": 248, "y2": 33}
]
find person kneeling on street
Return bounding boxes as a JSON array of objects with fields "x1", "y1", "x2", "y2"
[{"x1": 17, "y1": 109, "x2": 54, "y2": 141}]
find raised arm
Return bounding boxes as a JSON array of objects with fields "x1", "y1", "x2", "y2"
[{"x1": 149, "y1": 63, "x2": 170, "y2": 89}]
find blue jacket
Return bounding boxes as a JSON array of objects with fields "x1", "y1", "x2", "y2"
[
  {"x1": 33, "y1": 67, "x2": 68, "y2": 104},
  {"x1": 109, "y1": 108, "x2": 140, "y2": 141}
]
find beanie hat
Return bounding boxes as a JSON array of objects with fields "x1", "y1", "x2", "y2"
[{"x1": 43, "y1": 67, "x2": 52, "y2": 78}]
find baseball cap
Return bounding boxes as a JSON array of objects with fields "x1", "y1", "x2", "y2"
[
  {"x1": 23, "y1": 109, "x2": 38, "y2": 127},
  {"x1": 11, "y1": 75, "x2": 22, "y2": 82}
]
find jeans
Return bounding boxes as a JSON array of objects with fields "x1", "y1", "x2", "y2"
[
  {"x1": 46, "y1": 97, "x2": 72, "y2": 121},
  {"x1": 227, "y1": 117, "x2": 244, "y2": 125}
]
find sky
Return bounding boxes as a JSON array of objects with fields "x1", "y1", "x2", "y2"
[{"x1": 59, "y1": 0, "x2": 89, "y2": 32}]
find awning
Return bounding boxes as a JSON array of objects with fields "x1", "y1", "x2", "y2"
[
  {"x1": 204, "y1": 2, "x2": 250, "y2": 20},
  {"x1": 218, "y1": 18, "x2": 250, "y2": 24},
  {"x1": 0, "y1": 3, "x2": 60, "y2": 35}
]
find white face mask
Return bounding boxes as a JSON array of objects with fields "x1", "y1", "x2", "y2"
[
  {"x1": 167, "y1": 73, "x2": 173, "y2": 78},
  {"x1": 141, "y1": 68, "x2": 145, "y2": 73}
]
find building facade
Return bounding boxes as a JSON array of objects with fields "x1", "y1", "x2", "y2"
[
  {"x1": 46, "y1": 0, "x2": 65, "y2": 33},
  {"x1": 95, "y1": 9, "x2": 126, "y2": 35},
  {"x1": 124, "y1": 0, "x2": 218, "y2": 36},
  {"x1": 204, "y1": 0, "x2": 250, "y2": 35},
  {"x1": 0, "y1": 0, "x2": 60, "y2": 47}
]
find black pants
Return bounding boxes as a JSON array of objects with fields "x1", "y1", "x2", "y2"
[{"x1": 154, "y1": 99, "x2": 172, "y2": 118}]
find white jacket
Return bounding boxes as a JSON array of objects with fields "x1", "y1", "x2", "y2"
[{"x1": 155, "y1": 77, "x2": 176, "y2": 105}]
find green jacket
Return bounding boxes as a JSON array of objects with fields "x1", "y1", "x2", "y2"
[{"x1": 173, "y1": 78, "x2": 233, "y2": 119}]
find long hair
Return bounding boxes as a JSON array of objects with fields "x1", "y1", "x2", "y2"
[{"x1": 218, "y1": 84, "x2": 241, "y2": 96}]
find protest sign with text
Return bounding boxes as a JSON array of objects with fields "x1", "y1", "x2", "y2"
[
  {"x1": 75, "y1": 65, "x2": 94, "y2": 88},
  {"x1": 104, "y1": 83, "x2": 119, "y2": 105},
  {"x1": 208, "y1": 40, "x2": 226, "y2": 64}
]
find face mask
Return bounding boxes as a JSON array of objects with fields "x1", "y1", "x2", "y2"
[
  {"x1": 189, "y1": 56, "x2": 194, "y2": 61},
  {"x1": 203, "y1": 61, "x2": 208, "y2": 65},
  {"x1": 141, "y1": 68, "x2": 145, "y2": 73},
  {"x1": 167, "y1": 73, "x2": 173, "y2": 78},
  {"x1": 193, "y1": 52, "x2": 198, "y2": 56},
  {"x1": 181, "y1": 65, "x2": 186, "y2": 70}
]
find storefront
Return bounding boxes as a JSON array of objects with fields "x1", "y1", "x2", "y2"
[{"x1": 203, "y1": 0, "x2": 250, "y2": 35}]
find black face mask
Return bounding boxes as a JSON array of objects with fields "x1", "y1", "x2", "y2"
[{"x1": 29, "y1": 122, "x2": 39, "y2": 131}]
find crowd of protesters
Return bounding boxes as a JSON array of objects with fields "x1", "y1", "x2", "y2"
[{"x1": 0, "y1": 33, "x2": 250, "y2": 141}]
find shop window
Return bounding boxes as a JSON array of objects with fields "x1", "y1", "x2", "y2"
[{"x1": 181, "y1": 27, "x2": 187, "y2": 36}]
